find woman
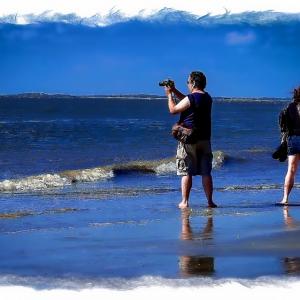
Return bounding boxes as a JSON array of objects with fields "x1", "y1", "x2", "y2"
[{"x1": 280, "y1": 87, "x2": 300, "y2": 205}]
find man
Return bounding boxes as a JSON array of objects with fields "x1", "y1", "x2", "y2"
[{"x1": 164, "y1": 71, "x2": 217, "y2": 208}]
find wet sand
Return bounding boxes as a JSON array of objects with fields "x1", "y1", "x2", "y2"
[{"x1": 1, "y1": 187, "x2": 300, "y2": 285}]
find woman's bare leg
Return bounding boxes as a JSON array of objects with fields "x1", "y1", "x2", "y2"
[{"x1": 281, "y1": 154, "x2": 300, "y2": 204}]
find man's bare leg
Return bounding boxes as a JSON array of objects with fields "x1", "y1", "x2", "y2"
[
  {"x1": 202, "y1": 175, "x2": 217, "y2": 208},
  {"x1": 178, "y1": 175, "x2": 192, "y2": 209},
  {"x1": 281, "y1": 154, "x2": 300, "y2": 204}
]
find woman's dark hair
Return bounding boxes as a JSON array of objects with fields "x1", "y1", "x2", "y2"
[
  {"x1": 294, "y1": 86, "x2": 300, "y2": 103},
  {"x1": 189, "y1": 71, "x2": 206, "y2": 90}
]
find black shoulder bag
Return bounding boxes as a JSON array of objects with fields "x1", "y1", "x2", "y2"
[{"x1": 272, "y1": 107, "x2": 289, "y2": 162}]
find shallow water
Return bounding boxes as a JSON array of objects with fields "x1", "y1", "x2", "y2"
[{"x1": 1, "y1": 96, "x2": 300, "y2": 291}]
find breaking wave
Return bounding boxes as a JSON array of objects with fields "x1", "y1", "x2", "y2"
[
  {"x1": 0, "y1": 151, "x2": 226, "y2": 192},
  {"x1": 0, "y1": 174, "x2": 71, "y2": 192}
]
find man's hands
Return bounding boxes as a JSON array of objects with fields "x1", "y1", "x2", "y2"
[{"x1": 164, "y1": 82, "x2": 175, "y2": 97}]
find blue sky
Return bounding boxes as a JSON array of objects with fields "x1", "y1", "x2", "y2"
[{"x1": 1, "y1": 10, "x2": 300, "y2": 97}]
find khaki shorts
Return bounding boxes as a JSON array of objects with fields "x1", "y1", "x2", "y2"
[{"x1": 176, "y1": 140, "x2": 213, "y2": 176}]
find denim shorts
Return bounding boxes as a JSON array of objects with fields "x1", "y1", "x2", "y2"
[{"x1": 287, "y1": 135, "x2": 300, "y2": 155}]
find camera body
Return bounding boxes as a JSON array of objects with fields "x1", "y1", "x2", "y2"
[{"x1": 158, "y1": 79, "x2": 174, "y2": 88}]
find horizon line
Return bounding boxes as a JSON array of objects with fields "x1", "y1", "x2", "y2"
[{"x1": 0, "y1": 91, "x2": 290, "y2": 100}]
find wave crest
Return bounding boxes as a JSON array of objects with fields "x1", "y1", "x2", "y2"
[
  {"x1": 212, "y1": 151, "x2": 226, "y2": 168},
  {"x1": 0, "y1": 174, "x2": 70, "y2": 192},
  {"x1": 61, "y1": 168, "x2": 114, "y2": 182},
  {"x1": 155, "y1": 161, "x2": 177, "y2": 175},
  {"x1": 0, "y1": 151, "x2": 226, "y2": 192}
]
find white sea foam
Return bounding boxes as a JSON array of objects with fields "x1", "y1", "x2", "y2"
[
  {"x1": 155, "y1": 152, "x2": 225, "y2": 175},
  {"x1": 221, "y1": 183, "x2": 294, "y2": 191},
  {"x1": 155, "y1": 161, "x2": 177, "y2": 174},
  {"x1": 212, "y1": 151, "x2": 226, "y2": 168},
  {"x1": 67, "y1": 168, "x2": 114, "y2": 182},
  {"x1": 0, "y1": 152, "x2": 226, "y2": 192},
  {"x1": 0, "y1": 169, "x2": 115, "y2": 192},
  {"x1": 0, "y1": 174, "x2": 70, "y2": 192},
  {"x1": 1, "y1": 277, "x2": 300, "y2": 300}
]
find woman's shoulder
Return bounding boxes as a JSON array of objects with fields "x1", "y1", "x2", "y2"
[{"x1": 287, "y1": 101, "x2": 299, "y2": 111}]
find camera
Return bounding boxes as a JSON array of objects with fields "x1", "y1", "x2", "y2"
[{"x1": 158, "y1": 79, "x2": 174, "y2": 88}]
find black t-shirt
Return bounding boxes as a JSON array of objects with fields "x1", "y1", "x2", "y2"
[{"x1": 179, "y1": 92, "x2": 212, "y2": 140}]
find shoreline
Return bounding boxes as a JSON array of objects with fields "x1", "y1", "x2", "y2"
[{"x1": 0, "y1": 93, "x2": 289, "y2": 102}]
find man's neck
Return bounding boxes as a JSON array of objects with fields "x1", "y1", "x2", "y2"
[{"x1": 192, "y1": 88, "x2": 205, "y2": 93}]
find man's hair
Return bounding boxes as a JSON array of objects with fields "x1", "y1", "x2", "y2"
[
  {"x1": 294, "y1": 86, "x2": 300, "y2": 103},
  {"x1": 189, "y1": 71, "x2": 206, "y2": 90}
]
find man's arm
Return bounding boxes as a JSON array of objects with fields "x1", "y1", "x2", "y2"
[
  {"x1": 172, "y1": 88, "x2": 185, "y2": 101},
  {"x1": 166, "y1": 87, "x2": 190, "y2": 114}
]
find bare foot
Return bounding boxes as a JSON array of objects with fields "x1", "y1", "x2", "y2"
[
  {"x1": 208, "y1": 201, "x2": 217, "y2": 208},
  {"x1": 279, "y1": 200, "x2": 289, "y2": 206},
  {"x1": 178, "y1": 201, "x2": 189, "y2": 209}
]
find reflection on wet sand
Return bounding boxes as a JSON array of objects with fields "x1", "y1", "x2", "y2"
[
  {"x1": 283, "y1": 257, "x2": 300, "y2": 275},
  {"x1": 179, "y1": 210, "x2": 215, "y2": 277},
  {"x1": 283, "y1": 206, "x2": 297, "y2": 229},
  {"x1": 282, "y1": 207, "x2": 300, "y2": 275}
]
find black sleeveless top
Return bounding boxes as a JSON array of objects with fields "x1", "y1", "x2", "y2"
[
  {"x1": 179, "y1": 92, "x2": 212, "y2": 140},
  {"x1": 287, "y1": 102, "x2": 300, "y2": 135}
]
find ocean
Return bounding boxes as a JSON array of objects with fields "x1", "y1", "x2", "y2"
[{"x1": 1, "y1": 96, "x2": 300, "y2": 298}]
